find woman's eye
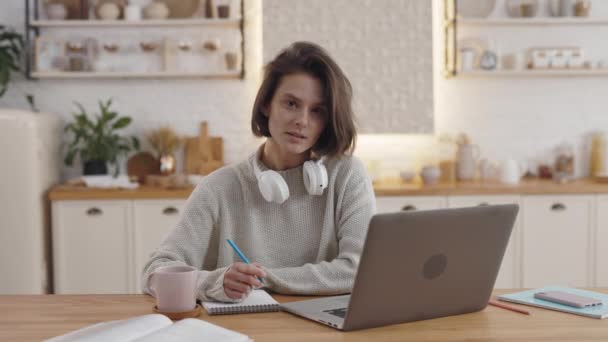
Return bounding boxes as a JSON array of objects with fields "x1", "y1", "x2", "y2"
[{"x1": 286, "y1": 100, "x2": 296, "y2": 108}]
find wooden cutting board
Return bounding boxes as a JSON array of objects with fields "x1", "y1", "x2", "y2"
[{"x1": 184, "y1": 121, "x2": 224, "y2": 175}]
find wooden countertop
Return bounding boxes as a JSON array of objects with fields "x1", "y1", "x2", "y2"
[
  {"x1": 48, "y1": 178, "x2": 608, "y2": 200},
  {"x1": 373, "y1": 178, "x2": 608, "y2": 196},
  {"x1": 2, "y1": 290, "x2": 608, "y2": 341}
]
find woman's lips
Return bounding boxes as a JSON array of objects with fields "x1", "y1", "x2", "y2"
[{"x1": 286, "y1": 132, "x2": 306, "y2": 140}]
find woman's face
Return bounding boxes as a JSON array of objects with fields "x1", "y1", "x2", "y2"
[{"x1": 265, "y1": 72, "x2": 328, "y2": 157}]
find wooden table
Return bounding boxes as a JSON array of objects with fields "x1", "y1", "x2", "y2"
[{"x1": 1, "y1": 290, "x2": 607, "y2": 341}]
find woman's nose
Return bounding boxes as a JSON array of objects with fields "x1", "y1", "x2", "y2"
[{"x1": 294, "y1": 108, "x2": 310, "y2": 126}]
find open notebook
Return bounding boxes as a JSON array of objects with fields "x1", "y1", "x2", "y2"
[
  {"x1": 203, "y1": 289, "x2": 280, "y2": 315},
  {"x1": 498, "y1": 286, "x2": 608, "y2": 319},
  {"x1": 44, "y1": 314, "x2": 251, "y2": 342}
]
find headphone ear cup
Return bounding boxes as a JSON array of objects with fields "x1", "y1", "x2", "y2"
[
  {"x1": 304, "y1": 160, "x2": 328, "y2": 195},
  {"x1": 259, "y1": 170, "x2": 289, "y2": 203}
]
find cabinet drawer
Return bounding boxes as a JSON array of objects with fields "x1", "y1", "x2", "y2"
[
  {"x1": 522, "y1": 196, "x2": 593, "y2": 288},
  {"x1": 376, "y1": 196, "x2": 446, "y2": 214},
  {"x1": 448, "y1": 196, "x2": 521, "y2": 289},
  {"x1": 133, "y1": 199, "x2": 186, "y2": 292},
  {"x1": 52, "y1": 200, "x2": 132, "y2": 294}
]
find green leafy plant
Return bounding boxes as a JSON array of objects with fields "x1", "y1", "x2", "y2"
[
  {"x1": 0, "y1": 25, "x2": 24, "y2": 97},
  {"x1": 64, "y1": 99, "x2": 140, "y2": 175}
]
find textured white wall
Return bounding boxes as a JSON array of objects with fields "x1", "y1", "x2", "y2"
[
  {"x1": 263, "y1": 0, "x2": 434, "y2": 134},
  {"x1": 0, "y1": 0, "x2": 263, "y2": 180}
]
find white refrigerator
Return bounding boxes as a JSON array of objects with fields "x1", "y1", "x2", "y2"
[{"x1": 0, "y1": 109, "x2": 61, "y2": 294}]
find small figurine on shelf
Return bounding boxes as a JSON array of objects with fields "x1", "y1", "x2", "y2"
[
  {"x1": 574, "y1": 0, "x2": 591, "y2": 17},
  {"x1": 205, "y1": 0, "x2": 217, "y2": 18},
  {"x1": 217, "y1": 4, "x2": 230, "y2": 18}
]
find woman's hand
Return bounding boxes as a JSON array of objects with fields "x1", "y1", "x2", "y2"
[{"x1": 223, "y1": 262, "x2": 266, "y2": 299}]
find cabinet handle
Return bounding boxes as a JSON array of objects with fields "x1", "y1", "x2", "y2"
[
  {"x1": 162, "y1": 207, "x2": 179, "y2": 215},
  {"x1": 86, "y1": 207, "x2": 103, "y2": 216},
  {"x1": 401, "y1": 204, "x2": 417, "y2": 211},
  {"x1": 551, "y1": 203, "x2": 567, "y2": 211},
  {"x1": 478, "y1": 202, "x2": 490, "y2": 207}
]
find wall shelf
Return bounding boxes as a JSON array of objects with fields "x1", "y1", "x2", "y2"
[
  {"x1": 30, "y1": 18, "x2": 241, "y2": 28},
  {"x1": 458, "y1": 69, "x2": 608, "y2": 77},
  {"x1": 457, "y1": 18, "x2": 608, "y2": 26},
  {"x1": 25, "y1": 0, "x2": 245, "y2": 80},
  {"x1": 31, "y1": 71, "x2": 242, "y2": 79},
  {"x1": 443, "y1": 0, "x2": 608, "y2": 79}
]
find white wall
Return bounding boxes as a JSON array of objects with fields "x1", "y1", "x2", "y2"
[{"x1": 0, "y1": 0, "x2": 263, "y2": 179}]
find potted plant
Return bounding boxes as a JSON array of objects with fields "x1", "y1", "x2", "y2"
[
  {"x1": 64, "y1": 99, "x2": 140, "y2": 176},
  {"x1": 0, "y1": 25, "x2": 24, "y2": 97}
]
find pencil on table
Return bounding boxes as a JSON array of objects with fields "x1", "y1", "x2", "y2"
[{"x1": 488, "y1": 299, "x2": 531, "y2": 315}]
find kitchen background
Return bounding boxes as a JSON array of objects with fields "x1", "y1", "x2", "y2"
[{"x1": 2, "y1": 0, "x2": 608, "y2": 178}]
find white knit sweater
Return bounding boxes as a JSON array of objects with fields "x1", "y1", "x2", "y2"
[{"x1": 141, "y1": 151, "x2": 376, "y2": 302}]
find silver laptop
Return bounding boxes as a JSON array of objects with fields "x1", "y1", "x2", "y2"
[{"x1": 280, "y1": 204, "x2": 519, "y2": 331}]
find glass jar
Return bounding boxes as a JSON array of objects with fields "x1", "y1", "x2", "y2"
[{"x1": 554, "y1": 143, "x2": 575, "y2": 182}]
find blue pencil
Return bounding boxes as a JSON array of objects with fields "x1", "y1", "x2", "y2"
[{"x1": 226, "y1": 239, "x2": 265, "y2": 284}]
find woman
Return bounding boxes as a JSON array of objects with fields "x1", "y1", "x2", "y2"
[{"x1": 142, "y1": 41, "x2": 376, "y2": 302}]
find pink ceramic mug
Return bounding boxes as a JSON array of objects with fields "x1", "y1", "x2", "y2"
[{"x1": 149, "y1": 265, "x2": 199, "y2": 313}]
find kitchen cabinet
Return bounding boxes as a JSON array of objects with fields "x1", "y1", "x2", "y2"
[
  {"x1": 52, "y1": 200, "x2": 133, "y2": 294},
  {"x1": 596, "y1": 196, "x2": 608, "y2": 286},
  {"x1": 521, "y1": 196, "x2": 594, "y2": 288},
  {"x1": 133, "y1": 200, "x2": 186, "y2": 293},
  {"x1": 374, "y1": 193, "x2": 601, "y2": 289},
  {"x1": 52, "y1": 199, "x2": 185, "y2": 294},
  {"x1": 447, "y1": 196, "x2": 521, "y2": 289}
]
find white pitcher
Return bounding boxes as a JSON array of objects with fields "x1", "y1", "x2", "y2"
[{"x1": 499, "y1": 159, "x2": 525, "y2": 185}]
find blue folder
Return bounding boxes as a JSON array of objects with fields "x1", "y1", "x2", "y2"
[{"x1": 497, "y1": 286, "x2": 608, "y2": 319}]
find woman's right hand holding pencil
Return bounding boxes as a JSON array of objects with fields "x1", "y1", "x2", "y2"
[{"x1": 223, "y1": 262, "x2": 266, "y2": 299}]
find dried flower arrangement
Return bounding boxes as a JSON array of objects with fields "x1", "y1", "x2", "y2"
[{"x1": 146, "y1": 126, "x2": 182, "y2": 157}]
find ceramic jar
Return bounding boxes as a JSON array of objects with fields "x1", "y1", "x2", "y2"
[{"x1": 143, "y1": 2, "x2": 169, "y2": 20}]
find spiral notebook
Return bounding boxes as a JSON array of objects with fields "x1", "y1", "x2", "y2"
[{"x1": 202, "y1": 290, "x2": 280, "y2": 315}]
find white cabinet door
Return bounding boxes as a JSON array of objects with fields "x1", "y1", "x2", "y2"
[
  {"x1": 133, "y1": 199, "x2": 186, "y2": 293},
  {"x1": 447, "y1": 196, "x2": 522, "y2": 289},
  {"x1": 52, "y1": 200, "x2": 132, "y2": 294},
  {"x1": 522, "y1": 196, "x2": 594, "y2": 288},
  {"x1": 596, "y1": 196, "x2": 608, "y2": 286},
  {"x1": 376, "y1": 196, "x2": 447, "y2": 214}
]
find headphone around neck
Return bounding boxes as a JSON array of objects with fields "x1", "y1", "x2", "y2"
[{"x1": 252, "y1": 147, "x2": 328, "y2": 204}]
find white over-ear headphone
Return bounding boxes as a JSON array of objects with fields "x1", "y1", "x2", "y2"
[{"x1": 253, "y1": 148, "x2": 328, "y2": 204}]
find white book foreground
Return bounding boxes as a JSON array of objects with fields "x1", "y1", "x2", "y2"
[{"x1": 44, "y1": 314, "x2": 251, "y2": 342}]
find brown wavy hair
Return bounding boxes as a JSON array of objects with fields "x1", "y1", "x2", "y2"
[{"x1": 251, "y1": 41, "x2": 356, "y2": 157}]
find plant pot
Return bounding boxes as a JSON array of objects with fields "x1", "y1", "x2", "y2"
[{"x1": 83, "y1": 160, "x2": 108, "y2": 175}]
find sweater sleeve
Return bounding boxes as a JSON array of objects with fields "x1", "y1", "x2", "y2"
[
  {"x1": 140, "y1": 180, "x2": 238, "y2": 303},
  {"x1": 263, "y1": 157, "x2": 376, "y2": 295}
]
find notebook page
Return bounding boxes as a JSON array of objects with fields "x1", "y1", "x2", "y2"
[
  {"x1": 203, "y1": 290, "x2": 280, "y2": 315},
  {"x1": 133, "y1": 318, "x2": 251, "y2": 342},
  {"x1": 44, "y1": 314, "x2": 172, "y2": 342}
]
